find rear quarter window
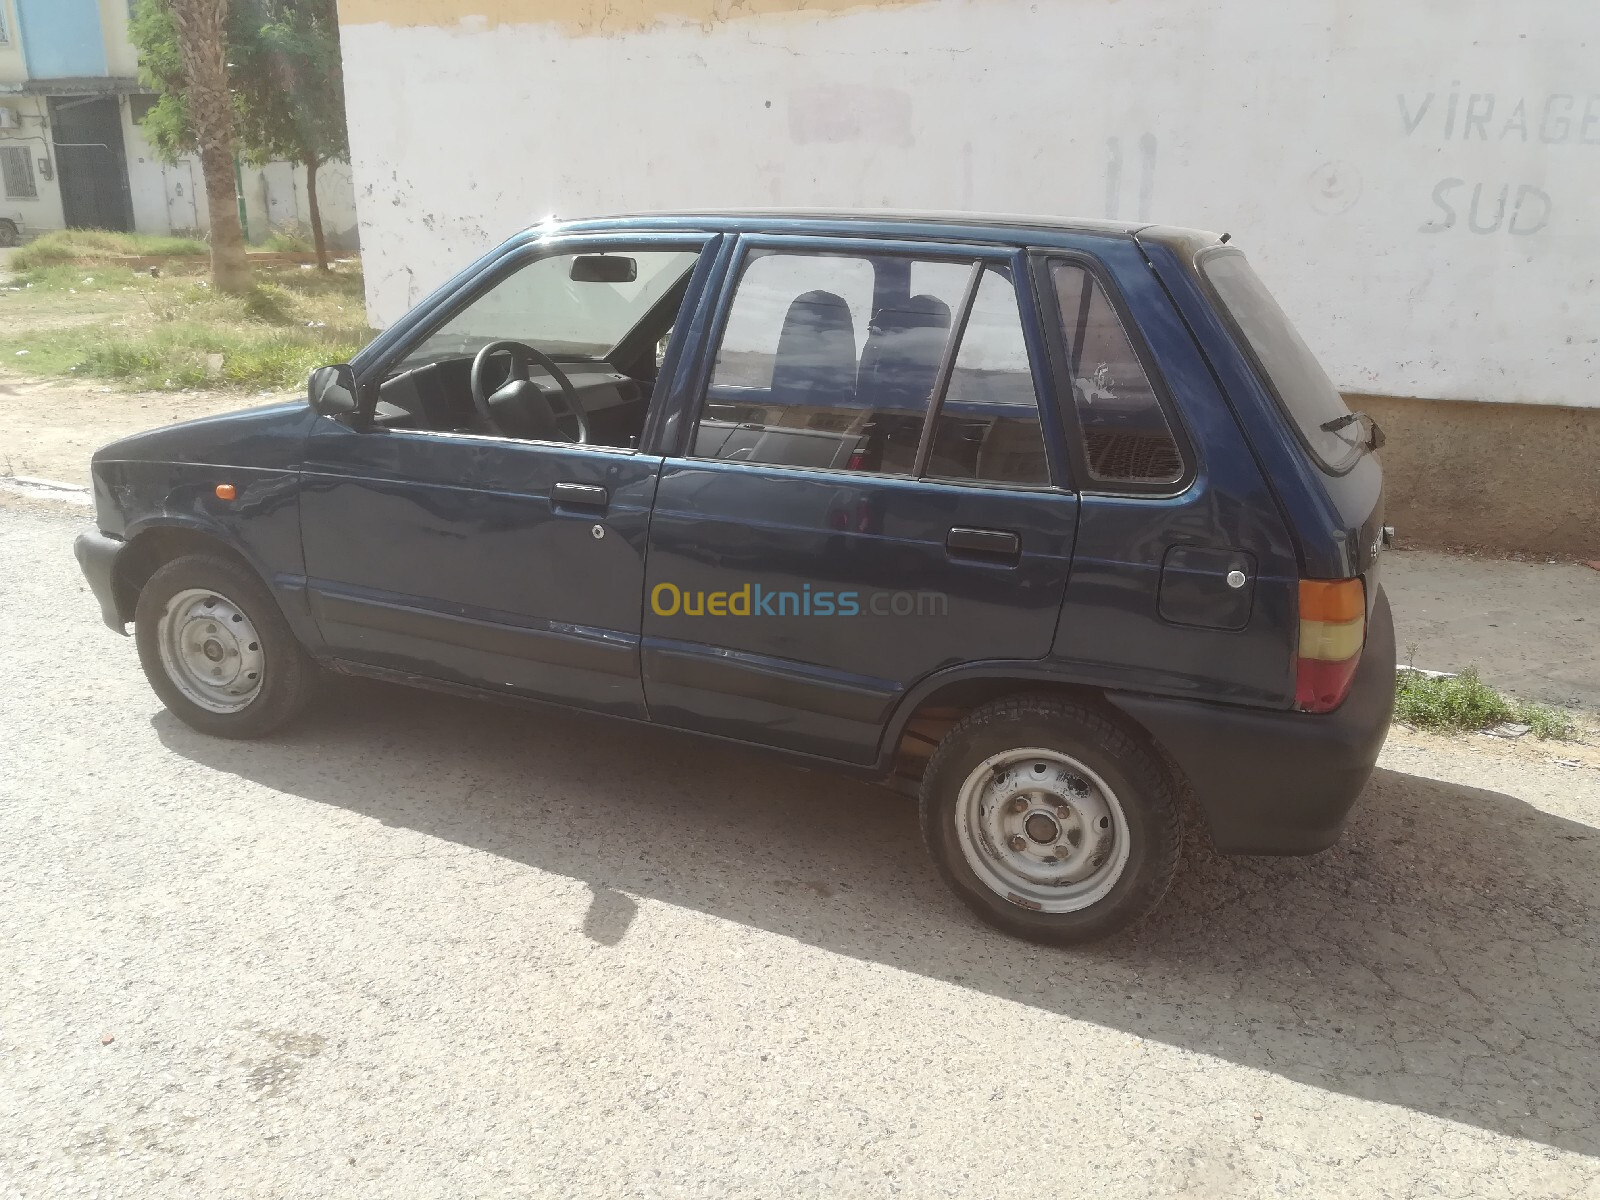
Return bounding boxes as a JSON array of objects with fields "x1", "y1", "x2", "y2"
[{"x1": 1200, "y1": 250, "x2": 1364, "y2": 474}]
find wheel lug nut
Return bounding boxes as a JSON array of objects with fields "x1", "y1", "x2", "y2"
[
  {"x1": 1008, "y1": 835, "x2": 1027, "y2": 852},
  {"x1": 1008, "y1": 796, "x2": 1028, "y2": 814},
  {"x1": 1055, "y1": 804, "x2": 1071, "y2": 818},
  {"x1": 1055, "y1": 844, "x2": 1072, "y2": 857}
]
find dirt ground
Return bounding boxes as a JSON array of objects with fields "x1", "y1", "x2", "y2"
[{"x1": 0, "y1": 369, "x2": 274, "y2": 484}]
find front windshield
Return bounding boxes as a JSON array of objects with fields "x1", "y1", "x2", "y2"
[{"x1": 398, "y1": 249, "x2": 698, "y2": 370}]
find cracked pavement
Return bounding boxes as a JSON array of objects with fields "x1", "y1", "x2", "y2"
[{"x1": 1, "y1": 498, "x2": 1598, "y2": 1198}]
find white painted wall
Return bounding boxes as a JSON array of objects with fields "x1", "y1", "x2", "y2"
[
  {"x1": 239, "y1": 159, "x2": 360, "y2": 249},
  {"x1": 338, "y1": 0, "x2": 1599, "y2": 407}
]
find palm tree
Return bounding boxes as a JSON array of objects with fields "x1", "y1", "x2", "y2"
[{"x1": 169, "y1": 0, "x2": 251, "y2": 293}]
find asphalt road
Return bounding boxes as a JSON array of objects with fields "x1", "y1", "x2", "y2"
[{"x1": 2, "y1": 498, "x2": 1598, "y2": 1199}]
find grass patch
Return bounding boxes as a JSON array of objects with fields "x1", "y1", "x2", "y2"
[
  {"x1": 10, "y1": 264, "x2": 157, "y2": 293},
  {"x1": 0, "y1": 259, "x2": 373, "y2": 392},
  {"x1": 13, "y1": 229, "x2": 209, "y2": 269},
  {"x1": 263, "y1": 228, "x2": 316, "y2": 254},
  {"x1": 1395, "y1": 668, "x2": 1580, "y2": 740}
]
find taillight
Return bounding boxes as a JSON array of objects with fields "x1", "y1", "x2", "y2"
[{"x1": 1296, "y1": 578, "x2": 1366, "y2": 712}]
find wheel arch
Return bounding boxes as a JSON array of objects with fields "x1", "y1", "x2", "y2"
[
  {"x1": 111, "y1": 521, "x2": 261, "y2": 625},
  {"x1": 877, "y1": 662, "x2": 1144, "y2": 783}
]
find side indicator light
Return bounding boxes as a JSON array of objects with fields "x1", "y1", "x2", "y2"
[
  {"x1": 1296, "y1": 578, "x2": 1366, "y2": 713},
  {"x1": 215, "y1": 484, "x2": 237, "y2": 501}
]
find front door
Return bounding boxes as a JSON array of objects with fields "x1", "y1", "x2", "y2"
[
  {"x1": 300, "y1": 237, "x2": 709, "y2": 717},
  {"x1": 49, "y1": 96, "x2": 133, "y2": 232},
  {"x1": 641, "y1": 236, "x2": 1079, "y2": 763}
]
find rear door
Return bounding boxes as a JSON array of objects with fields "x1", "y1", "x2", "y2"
[
  {"x1": 640, "y1": 234, "x2": 1079, "y2": 764},
  {"x1": 1037, "y1": 241, "x2": 1303, "y2": 707}
]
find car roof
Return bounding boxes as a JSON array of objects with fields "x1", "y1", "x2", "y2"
[{"x1": 542, "y1": 209, "x2": 1221, "y2": 251}]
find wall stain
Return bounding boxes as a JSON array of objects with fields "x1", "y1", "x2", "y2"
[{"x1": 338, "y1": 0, "x2": 934, "y2": 35}]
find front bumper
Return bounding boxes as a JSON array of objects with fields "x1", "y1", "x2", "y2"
[
  {"x1": 1109, "y1": 586, "x2": 1397, "y2": 855},
  {"x1": 74, "y1": 530, "x2": 128, "y2": 634}
]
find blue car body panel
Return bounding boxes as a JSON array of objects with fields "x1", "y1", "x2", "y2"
[{"x1": 79, "y1": 211, "x2": 1393, "y2": 855}]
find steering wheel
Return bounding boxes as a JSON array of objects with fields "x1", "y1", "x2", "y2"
[{"x1": 469, "y1": 340, "x2": 590, "y2": 444}]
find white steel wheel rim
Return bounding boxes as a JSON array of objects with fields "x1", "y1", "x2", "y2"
[
  {"x1": 156, "y1": 587, "x2": 266, "y2": 714},
  {"x1": 954, "y1": 747, "x2": 1133, "y2": 913}
]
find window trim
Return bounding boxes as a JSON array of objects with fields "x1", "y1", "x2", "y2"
[
  {"x1": 678, "y1": 234, "x2": 1066, "y2": 492},
  {"x1": 1029, "y1": 251, "x2": 1196, "y2": 498},
  {"x1": 351, "y1": 232, "x2": 711, "y2": 450},
  {"x1": 1, "y1": 144, "x2": 37, "y2": 200}
]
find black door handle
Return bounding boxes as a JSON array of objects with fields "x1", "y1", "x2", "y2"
[
  {"x1": 946, "y1": 526, "x2": 1020, "y2": 560},
  {"x1": 552, "y1": 481, "x2": 608, "y2": 511}
]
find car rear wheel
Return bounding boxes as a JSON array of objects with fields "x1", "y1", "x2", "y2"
[
  {"x1": 919, "y1": 695, "x2": 1182, "y2": 945},
  {"x1": 0, "y1": 221, "x2": 18, "y2": 248},
  {"x1": 134, "y1": 553, "x2": 316, "y2": 738}
]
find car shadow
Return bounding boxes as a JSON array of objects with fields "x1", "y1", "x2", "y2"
[{"x1": 154, "y1": 677, "x2": 1600, "y2": 1157}]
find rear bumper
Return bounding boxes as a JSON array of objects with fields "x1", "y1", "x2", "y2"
[
  {"x1": 1109, "y1": 586, "x2": 1396, "y2": 855},
  {"x1": 74, "y1": 530, "x2": 128, "y2": 633}
]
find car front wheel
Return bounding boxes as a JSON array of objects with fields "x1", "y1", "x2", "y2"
[
  {"x1": 919, "y1": 695, "x2": 1182, "y2": 945},
  {"x1": 134, "y1": 553, "x2": 316, "y2": 738}
]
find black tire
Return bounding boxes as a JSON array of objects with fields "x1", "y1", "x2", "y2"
[
  {"x1": 919, "y1": 694, "x2": 1182, "y2": 945},
  {"x1": 134, "y1": 553, "x2": 316, "y2": 738},
  {"x1": 0, "y1": 221, "x2": 18, "y2": 248}
]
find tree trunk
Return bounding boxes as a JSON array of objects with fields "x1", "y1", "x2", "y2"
[
  {"x1": 305, "y1": 155, "x2": 328, "y2": 270},
  {"x1": 171, "y1": 0, "x2": 250, "y2": 294}
]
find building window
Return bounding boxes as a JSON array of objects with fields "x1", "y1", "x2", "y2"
[
  {"x1": 0, "y1": 2, "x2": 10, "y2": 44},
  {"x1": 1, "y1": 145, "x2": 37, "y2": 200},
  {"x1": 129, "y1": 94, "x2": 159, "y2": 123}
]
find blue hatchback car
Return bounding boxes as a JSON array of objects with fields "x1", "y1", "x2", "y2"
[{"x1": 74, "y1": 211, "x2": 1395, "y2": 944}]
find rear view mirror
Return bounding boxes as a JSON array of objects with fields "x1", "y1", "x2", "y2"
[
  {"x1": 570, "y1": 254, "x2": 637, "y2": 284},
  {"x1": 308, "y1": 363, "x2": 357, "y2": 418}
]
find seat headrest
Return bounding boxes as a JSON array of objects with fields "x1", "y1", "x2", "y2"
[
  {"x1": 858, "y1": 293, "x2": 953, "y2": 412},
  {"x1": 768, "y1": 289, "x2": 859, "y2": 410}
]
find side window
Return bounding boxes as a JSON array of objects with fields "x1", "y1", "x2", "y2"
[
  {"x1": 925, "y1": 268, "x2": 1049, "y2": 485},
  {"x1": 1050, "y1": 262, "x2": 1183, "y2": 487},
  {"x1": 694, "y1": 250, "x2": 1051, "y2": 485}
]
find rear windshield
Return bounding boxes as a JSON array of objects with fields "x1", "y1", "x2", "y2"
[{"x1": 1200, "y1": 250, "x2": 1363, "y2": 473}]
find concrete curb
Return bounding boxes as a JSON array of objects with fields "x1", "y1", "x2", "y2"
[{"x1": 0, "y1": 476, "x2": 92, "y2": 506}]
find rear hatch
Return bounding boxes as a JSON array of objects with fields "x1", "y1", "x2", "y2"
[
  {"x1": 1190, "y1": 247, "x2": 1385, "y2": 597},
  {"x1": 1140, "y1": 233, "x2": 1389, "y2": 712}
]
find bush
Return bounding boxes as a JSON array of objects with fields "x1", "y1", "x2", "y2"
[{"x1": 1395, "y1": 668, "x2": 1579, "y2": 740}]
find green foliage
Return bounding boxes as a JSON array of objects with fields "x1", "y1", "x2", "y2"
[
  {"x1": 128, "y1": 0, "x2": 194, "y2": 162},
  {"x1": 230, "y1": 0, "x2": 349, "y2": 171},
  {"x1": 129, "y1": 0, "x2": 349, "y2": 170},
  {"x1": 1395, "y1": 668, "x2": 1579, "y2": 740},
  {"x1": 12, "y1": 229, "x2": 208, "y2": 268}
]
